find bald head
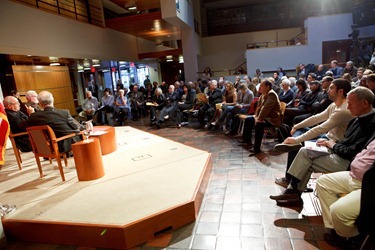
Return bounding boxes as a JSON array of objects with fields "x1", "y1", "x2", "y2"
[{"x1": 38, "y1": 91, "x2": 54, "y2": 107}]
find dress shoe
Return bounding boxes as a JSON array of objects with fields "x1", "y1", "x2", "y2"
[
  {"x1": 269, "y1": 188, "x2": 301, "y2": 201},
  {"x1": 324, "y1": 230, "x2": 347, "y2": 247},
  {"x1": 177, "y1": 124, "x2": 181, "y2": 129},
  {"x1": 276, "y1": 197, "x2": 304, "y2": 207},
  {"x1": 248, "y1": 150, "x2": 261, "y2": 157},
  {"x1": 274, "y1": 142, "x2": 302, "y2": 152},
  {"x1": 275, "y1": 177, "x2": 290, "y2": 188},
  {"x1": 237, "y1": 139, "x2": 249, "y2": 143}
]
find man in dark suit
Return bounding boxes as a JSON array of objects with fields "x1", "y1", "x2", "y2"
[
  {"x1": 3, "y1": 96, "x2": 33, "y2": 152},
  {"x1": 329, "y1": 60, "x2": 344, "y2": 79},
  {"x1": 21, "y1": 91, "x2": 81, "y2": 153}
]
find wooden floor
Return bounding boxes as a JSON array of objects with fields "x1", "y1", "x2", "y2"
[{"x1": 0, "y1": 127, "x2": 212, "y2": 249}]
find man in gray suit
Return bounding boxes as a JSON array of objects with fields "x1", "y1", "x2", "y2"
[{"x1": 21, "y1": 91, "x2": 81, "y2": 153}]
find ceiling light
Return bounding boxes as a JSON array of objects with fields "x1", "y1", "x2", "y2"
[
  {"x1": 50, "y1": 62, "x2": 60, "y2": 66},
  {"x1": 84, "y1": 67, "x2": 91, "y2": 70},
  {"x1": 166, "y1": 59, "x2": 173, "y2": 62},
  {"x1": 92, "y1": 59, "x2": 100, "y2": 67},
  {"x1": 128, "y1": 6, "x2": 137, "y2": 10},
  {"x1": 78, "y1": 70, "x2": 84, "y2": 73}
]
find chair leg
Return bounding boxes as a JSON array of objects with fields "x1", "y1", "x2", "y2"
[
  {"x1": 360, "y1": 234, "x2": 370, "y2": 250},
  {"x1": 35, "y1": 156, "x2": 44, "y2": 178},
  {"x1": 11, "y1": 139, "x2": 22, "y2": 170},
  {"x1": 55, "y1": 157, "x2": 66, "y2": 182}
]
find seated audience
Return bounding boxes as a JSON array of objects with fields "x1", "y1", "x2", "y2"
[
  {"x1": 97, "y1": 88, "x2": 114, "y2": 125},
  {"x1": 353, "y1": 67, "x2": 365, "y2": 86},
  {"x1": 129, "y1": 85, "x2": 144, "y2": 121},
  {"x1": 79, "y1": 91, "x2": 99, "y2": 122},
  {"x1": 278, "y1": 78, "x2": 295, "y2": 104},
  {"x1": 114, "y1": 89, "x2": 130, "y2": 125},
  {"x1": 211, "y1": 81, "x2": 237, "y2": 132},
  {"x1": 156, "y1": 85, "x2": 179, "y2": 129},
  {"x1": 21, "y1": 91, "x2": 81, "y2": 153},
  {"x1": 342, "y1": 60, "x2": 357, "y2": 80},
  {"x1": 329, "y1": 60, "x2": 344, "y2": 79},
  {"x1": 283, "y1": 80, "x2": 321, "y2": 127},
  {"x1": 316, "y1": 136, "x2": 375, "y2": 248},
  {"x1": 270, "y1": 87, "x2": 375, "y2": 205},
  {"x1": 149, "y1": 87, "x2": 165, "y2": 125},
  {"x1": 287, "y1": 79, "x2": 309, "y2": 107},
  {"x1": 306, "y1": 72, "x2": 317, "y2": 83},
  {"x1": 238, "y1": 79, "x2": 282, "y2": 156},
  {"x1": 176, "y1": 84, "x2": 196, "y2": 127},
  {"x1": 293, "y1": 76, "x2": 334, "y2": 124},
  {"x1": 197, "y1": 80, "x2": 223, "y2": 128},
  {"x1": 366, "y1": 74, "x2": 375, "y2": 107},
  {"x1": 3, "y1": 96, "x2": 33, "y2": 152},
  {"x1": 11, "y1": 90, "x2": 23, "y2": 106},
  {"x1": 274, "y1": 79, "x2": 354, "y2": 188},
  {"x1": 316, "y1": 64, "x2": 326, "y2": 81}
]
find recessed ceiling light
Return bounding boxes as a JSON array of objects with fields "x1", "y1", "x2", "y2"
[
  {"x1": 128, "y1": 6, "x2": 137, "y2": 10},
  {"x1": 50, "y1": 62, "x2": 60, "y2": 66}
]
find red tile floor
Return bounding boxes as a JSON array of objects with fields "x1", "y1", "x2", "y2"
[{"x1": 2, "y1": 119, "x2": 365, "y2": 250}]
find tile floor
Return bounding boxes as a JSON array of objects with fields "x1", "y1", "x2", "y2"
[{"x1": 1, "y1": 120, "x2": 351, "y2": 250}]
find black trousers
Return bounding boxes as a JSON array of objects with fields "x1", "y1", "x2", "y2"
[{"x1": 242, "y1": 116, "x2": 273, "y2": 152}]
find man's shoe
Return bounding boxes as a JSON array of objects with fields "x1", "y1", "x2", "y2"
[
  {"x1": 164, "y1": 115, "x2": 169, "y2": 120},
  {"x1": 275, "y1": 177, "x2": 290, "y2": 188},
  {"x1": 249, "y1": 149, "x2": 261, "y2": 157},
  {"x1": 276, "y1": 197, "x2": 304, "y2": 207},
  {"x1": 269, "y1": 188, "x2": 300, "y2": 201},
  {"x1": 324, "y1": 230, "x2": 347, "y2": 247},
  {"x1": 238, "y1": 139, "x2": 248, "y2": 144},
  {"x1": 274, "y1": 143, "x2": 302, "y2": 152}
]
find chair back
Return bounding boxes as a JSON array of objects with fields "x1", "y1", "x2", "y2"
[
  {"x1": 279, "y1": 102, "x2": 287, "y2": 124},
  {"x1": 27, "y1": 125, "x2": 58, "y2": 157}
]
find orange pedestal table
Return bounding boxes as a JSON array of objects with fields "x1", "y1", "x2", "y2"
[
  {"x1": 90, "y1": 126, "x2": 117, "y2": 155},
  {"x1": 72, "y1": 138, "x2": 105, "y2": 181}
]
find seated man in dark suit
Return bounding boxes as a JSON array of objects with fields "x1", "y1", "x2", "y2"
[
  {"x1": 21, "y1": 91, "x2": 81, "y2": 153},
  {"x1": 3, "y1": 96, "x2": 33, "y2": 152}
]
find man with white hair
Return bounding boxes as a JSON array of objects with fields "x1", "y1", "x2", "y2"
[
  {"x1": 278, "y1": 78, "x2": 294, "y2": 104},
  {"x1": 197, "y1": 80, "x2": 223, "y2": 128},
  {"x1": 21, "y1": 90, "x2": 41, "y2": 115},
  {"x1": 342, "y1": 60, "x2": 357, "y2": 79},
  {"x1": 79, "y1": 91, "x2": 99, "y2": 121}
]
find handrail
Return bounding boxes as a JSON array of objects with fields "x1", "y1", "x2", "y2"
[{"x1": 247, "y1": 37, "x2": 308, "y2": 49}]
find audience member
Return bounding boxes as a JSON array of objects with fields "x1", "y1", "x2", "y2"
[
  {"x1": 114, "y1": 89, "x2": 130, "y2": 125},
  {"x1": 342, "y1": 61, "x2": 357, "y2": 80},
  {"x1": 129, "y1": 85, "x2": 144, "y2": 121},
  {"x1": 329, "y1": 60, "x2": 344, "y2": 79},
  {"x1": 149, "y1": 87, "x2": 165, "y2": 125},
  {"x1": 11, "y1": 90, "x2": 22, "y2": 106},
  {"x1": 197, "y1": 80, "x2": 223, "y2": 128},
  {"x1": 353, "y1": 67, "x2": 365, "y2": 86},
  {"x1": 366, "y1": 74, "x2": 375, "y2": 107},
  {"x1": 316, "y1": 64, "x2": 326, "y2": 81},
  {"x1": 270, "y1": 86, "x2": 375, "y2": 205},
  {"x1": 316, "y1": 137, "x2": 375, "y2": 248},
  {"x1": 254, "y1": 69, "x2": 264, "y2": 80},
  {"x1": 176, "y1": 84, "x2": 196, "y2": 127},
  {"x1": 79, "y1": 91, "x2": 99, "y2": 122},
  {"x1": 278, "y1": 78, "x2": 295, "y2": 104},
  {"x1": 274, "y1": 79, "x2": 353, "y2": 188},
  {"x1": 238, "y1": 79, "x2": 282, "y2": 156},
  {"x1": 3, "y1": 96, "x2": 33, "y2": 152},
  {"x1": 297, "y1": 63, "x2": 306, "y2": 79},
  {"x1": 156, "y1": 85, "x2": 179, "y2": 129},
  {"x1": 283, "y1": 80, "x2": 321, "y2": 127},
  {"x1": 98, "y1": 88, "x2": 114, "y2": 125}
]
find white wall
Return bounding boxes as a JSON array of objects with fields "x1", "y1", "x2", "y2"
[
  {"x1": 199, "y1": 27, "x2": 301, "y2": 74},
  {"x1": 246, "y1": 13, "x2": 375, "y2": 75},
  {"x1": 0, "y1": 0, "x2": 138, "y2": 61}
]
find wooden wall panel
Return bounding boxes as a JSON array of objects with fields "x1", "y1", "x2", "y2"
[{"x1": 12, "y1": 65, "x2": 76, "y2": 115}]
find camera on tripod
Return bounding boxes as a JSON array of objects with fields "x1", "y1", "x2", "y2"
[{"x1": 348, "y1": 24, "x2": 360, "y2": 39}]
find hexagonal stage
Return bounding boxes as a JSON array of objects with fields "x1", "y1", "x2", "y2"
[{"x1": 1, "y1": 126, "x2": 212, "y2": 249}]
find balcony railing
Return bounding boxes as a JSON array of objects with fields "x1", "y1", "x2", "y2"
[{"x1": 13, "y1": 0, "x2": 105, "y2": 27}]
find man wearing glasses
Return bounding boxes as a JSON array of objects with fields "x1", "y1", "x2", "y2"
[
  {"x1": 21, "y1": 90, "x2": 41, "y2": 115},
  {"x1": 3, "y1": 96, "x2": 34, "y2": 152}
]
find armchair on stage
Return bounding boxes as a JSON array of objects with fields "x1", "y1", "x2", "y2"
[{"x1": 26, "y1": 125, "x2": 80, "y2": 182}]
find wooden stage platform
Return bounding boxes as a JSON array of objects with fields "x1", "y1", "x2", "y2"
[{"x1": 0, "y1": 127, "x2": 212, "y2": 249}]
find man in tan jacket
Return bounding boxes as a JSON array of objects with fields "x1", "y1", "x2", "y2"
[{"x1": 239, "y1": 79, "x2": 281, "y2": 156}]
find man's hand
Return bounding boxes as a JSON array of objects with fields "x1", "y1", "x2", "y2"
[
  {"x1": 290, "y1": 127, "x2": 297, "y2": 135},
  {"x1": 284, "y1": 137, "x2": 297, "y2": 144},
  {"x1": 316, "y1": 138, "x2": 336, "y2": 149},
  {"x1": 26, "y1": 105, "x2": 35, "y2": 115}
]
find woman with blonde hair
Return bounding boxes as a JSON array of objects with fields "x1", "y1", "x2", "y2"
[{"x1": 211, "y1": 81, "x2": 237, "y2": 130}]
